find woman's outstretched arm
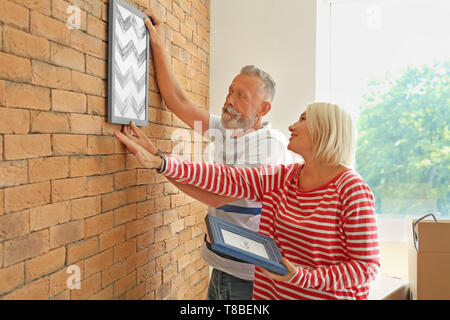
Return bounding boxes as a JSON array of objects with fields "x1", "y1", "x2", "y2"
[{"x1": 114, "y1": 130, "x2": 287, "y2": 202}]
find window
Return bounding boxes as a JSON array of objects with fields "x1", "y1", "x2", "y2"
[{"x1": 318, "y1": 0, "x2": 450, "y2": 278}]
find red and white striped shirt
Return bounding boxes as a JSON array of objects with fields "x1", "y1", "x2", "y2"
[{"x1": 162, "y1": 157, "x2": 379, "y2": 300}]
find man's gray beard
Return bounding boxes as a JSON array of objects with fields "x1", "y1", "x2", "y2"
[{"x1": 221, "y1": 105, "x2": 257, "y2": 131}]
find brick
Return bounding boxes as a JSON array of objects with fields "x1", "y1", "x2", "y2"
[
  {"x1": 29, "y1": 201, "x2": 71, "y2": 231},
  {"x1": 4, "y1": 26, "x2": 50, "y2": 61},
  {"x1": 126, "y1": 185, "x2": 147, "y2": 204},
  {"x1": 52, "y1": 176, "x2": 87, "y2": 202},
  {"x1": 124, "y1": 153, "x2": 141, "y2": 170},
  {"x1": 4, "y1": 229, "x2": 49, "y2": 267},
  {"x1": 72, "y1": 70, "x2": 104, "y2": 96},
  {"x1": 84, "y1": 211, "x2": 114, "y2": 238},
  {"x1": 99, "y1": 226, "x2": 125, "y2": 251},
  {"x1": 71, "y1": 29, "x2": 104, "y2": 59},
  {"x1": 10, "y1": 0, "x2": 51, "y2": 15},
  {"x1": 0, "y1": 0, "x2": 29, "y2": 30},
  {"x1": 89, "y1": 285, "x2": 113, "y2": 300},
  {"x1": 101, "y1": 190, "x2": 127, "y2": 212},
  {"x1": 148, "y1": 91, "x2": 163, "y2": 108},
  {"x1": 125, "y1": 216, "x2": 151, "y2": 240},
  {"x1": 137, "y1": 260, "x2": 156, "y2": 284},
  {"x1": 114, "y1": 270, "x2": 136, "y2": 297},
  {"x1": 51, "y1": 290, "x2": 70, "y2": 300},
  {"x1": 87, "y1": 136, "x2": 115, "y2": 155},
  {"x1": 87, "y1": 14, "x2": 107, "y2": 40},
  {"x1": 0, "y1": 52, "x2": 32, "y2": 82},
  {"x1": 52, "y1": 134, "x2": 88, "y2": 155},
  {"x1": 125, "y1": 282, "x2": 146, "y2": 300},
  {"x1": 114, "y1": 203, "x2": 137, "y2": 226},
  {"x1": 30, "y1": 11, "x2": 70, "y2": 45},
  {"x1": 2, "y1": 277, "x2": 50, "y2": 300},
  {"x1": 0, "y1": 80, "x2": 5, "y2": 105},
  {"x1": 115, "y1": 138, "x2": 128, "y2": 154},
  {"x1": 0, "y1": 262, "x2": 24, "y2": 295},
  {"x1": 0, "y1": 189, "x2": 4, "y2": 215},
  {"x1": 82, "y1": 1, "x2": 103, "y2": 19},
  {"x1": 71, "y1": 195, "x2": 101, "y2": 219},
  {"x1": 136, "y1": 199, "x2": 156, "y2": 218},
  {"x1": 28, "y1": 156, "x2": 68, "y2": 183},
  {"x1": 71, "y1": 273, "x2": 102, "y2": 300},
  {"x1": 52, "y1": 89, "x2": 86, "y2": 113},
  {"x1": 154, "y1": 195, "x2": 171, "y2": 212},
  {"x1": 171, "y1": 218, "x2": 185, "y2": 234},
  {"x1": 30, "y1": 111, "x2": 70, "y2": 133},
  {"x1": 25, "y1": 247, "x2": 65, "y2": 282},
  {"x1": 156, "y1": 109, "x2": 173, "y2": 125},
  {"x1": 114, "y1": 170, "x2": 137, "y2": 190},
  {"x1": 156, "y1": 252, "x2": 171, "y2": 270},
  {"x1": 0, "y1": 210, "x2": 29, "y2": 241},
  {"x1": 4, "y1": 181, "x2": 51, "y2": 213},
  {"x1": 114, "y1": 238, "x2": 136, "y2": 262},
  {"x1": 50, "y1": 220, "x2": 84, "y2": 248},
  {"x1": 49, "y1": 262, "x2": 84, "y2": 297},
  {"x1": 155, "y1": 224, "x2": 171, "y2": 242},
  {"x1": 147, "y1": 183, "x2": 165, "y2": 198},
  {"x1": 84, "y1": 248, "x2": 113, "y2": 277},
  {"x1": 146, "y1": 272, "x2": 162, "y2": 293},
  {"x1": 67, "y1": 237, "x2": 99, "y2": 265},
  {"x1": 86, "y1": 55, "x2": 107, "y2": 79},
  {"x1": 32, "y1": 60, "x2": 72, "y2": 90},
  {"x1": 5, "y1": 82, "x2": 51, "y2": 111},
  {"x1": 70, "y1": 114, "x2": 103, "y2": 134},
  {"x1": 69, "y1": 156, "x2": 101, "y2": 177},
  {"x1": 86, "y1": 174, "x2": 114, "y2": 196},
  {"x1": 51, "y1": 0, "x2": 87, "y2": 31},
  {"x1": 137, "y1": 169, "x2": 156, "y2": 185},
  {"x1": 0, "y1": 160, "x2": 28, "y2": 188},
  {"x1": 148, "y1": 240, "x2": 165, "y2": 259},
  {"x1": 101, "y1": 155, "x2": 125, "y2": 174},
  {"x1": 163, "y1": 209, "x2": 177, "y2": 225},
  {"x1": 102, "y1": 119, "x2": 122, "y2": 136},
  {"x1": 50, "y1": 42, "x2": 85, "y2": 72},
  {"x1": 87, "y1": 95, "x2": 106, "y2": 116},
  {"x1": 0, "y1": 108, "x2": 30, "y2": 134},
  {"x1": 101, "y1": 261, "x2": 127, "y2": 287},
  {"x1": 3, "y1": 134, "x2": 51, "y2": 160}
]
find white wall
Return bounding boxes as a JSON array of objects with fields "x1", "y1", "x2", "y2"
[{"x1": 209, "y1": 0, "x2": 317, "y2": 140}]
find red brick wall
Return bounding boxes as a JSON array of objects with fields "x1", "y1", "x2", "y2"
[{"x1": 0, "y1": 0, "x2": 210, "y2": 299}]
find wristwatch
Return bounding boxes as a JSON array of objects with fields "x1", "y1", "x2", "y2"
[{"x1": 156, "y1": 149, "x2": 167, "y2": 173}]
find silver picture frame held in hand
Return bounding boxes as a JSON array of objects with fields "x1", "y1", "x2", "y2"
[
  {"x1": 205, "y1": 214, "x2": 288, "y2": 275},
  {"x1": 108, "y1": 0, "x2": 150, "y2": 126}
]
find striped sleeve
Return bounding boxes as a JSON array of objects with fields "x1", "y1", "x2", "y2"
[
  {"x1": 161, "y1": 156, "x2": 289, "y2": 201},
  {"x1": 288, "y1": 172, "x2": 380, "y2": 290}
]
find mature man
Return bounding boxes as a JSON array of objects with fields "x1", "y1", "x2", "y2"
[{"x1": 128, "y1": 11, "x2": 292, "y2": 300}]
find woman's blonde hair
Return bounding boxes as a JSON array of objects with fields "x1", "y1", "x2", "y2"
[{"x1": 306, "y1": 102, "x2": 356, "y2": 168}]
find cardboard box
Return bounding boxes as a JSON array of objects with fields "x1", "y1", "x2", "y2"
[{"x1": 408, "y1": 218, "x2": 450, "y2": 300}]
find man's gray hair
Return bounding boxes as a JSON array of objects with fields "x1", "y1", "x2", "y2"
[{"x1": 240, "y1": 65, "x2": 276, "y2": 102}]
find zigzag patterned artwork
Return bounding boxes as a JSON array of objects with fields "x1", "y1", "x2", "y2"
[{"x1": 108, "y1": 0, "x2": 149, "y2": 126}]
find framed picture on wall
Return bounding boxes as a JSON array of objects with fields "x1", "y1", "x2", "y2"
[{"x1": 107, "y1": 0, "x2": 150, "y2": 126}]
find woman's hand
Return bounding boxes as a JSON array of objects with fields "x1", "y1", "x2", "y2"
[
  {"x1": 261, "y1": 258, "x2": 299, "y2": 282},
  {"x1": 122, "y1": 121, "x2": 158, "y2": 155},
  {"x1": 114, "y1": 131, "x2": 162, "y2": 170},
  {"x1": 142, "y1": 9, "x2": 164, "y2": 49}
]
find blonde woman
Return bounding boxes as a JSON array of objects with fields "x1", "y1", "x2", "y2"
[{"x1": 114, "y1": 102, "x2": 380, "y2": 300}]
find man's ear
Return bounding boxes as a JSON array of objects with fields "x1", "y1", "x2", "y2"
[{"x1": 258, "y1": 101, "x2": 271, "y2": 117}]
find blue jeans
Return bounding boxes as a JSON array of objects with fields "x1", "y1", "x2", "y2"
[{"x1": 207, "y1": 269, "x2": 254, "y2": 300}]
